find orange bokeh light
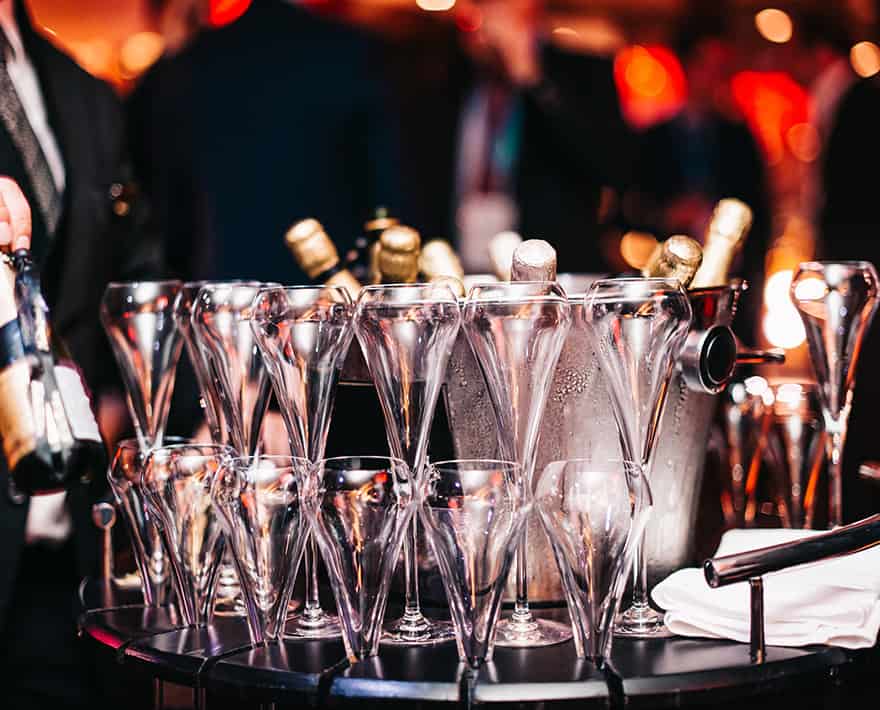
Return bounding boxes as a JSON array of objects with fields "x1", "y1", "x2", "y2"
[
  {"x1": 730, "y1": 71, "x2": 809, "y2": 164},
  {"x1": 614, "y1": 45, "x2": 686, "y2": 128}
]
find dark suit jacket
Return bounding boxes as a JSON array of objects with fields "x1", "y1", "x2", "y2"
[
  {"x1": 127, "y1": 0, "x2": 401, "y2": 285},
  {"x1": 0, "y1": 2, "x2": 163, "y2": 626},
  {"x1": 388, "y1": 33, "x2": 635, "y2": 273}
]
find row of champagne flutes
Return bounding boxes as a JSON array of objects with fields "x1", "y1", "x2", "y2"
[{"x1": 99, "y1": 275, "x2": 692, "y2": 664}]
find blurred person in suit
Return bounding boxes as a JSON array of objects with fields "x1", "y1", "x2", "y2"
[
  {"x1": 128, "y1": 0, "x2": 401, "y2": 285},
  {"x1": 0, "y1": 1, "x2": 164, "y2": 707},
  {"x1": 391, "y1": 0, "x2": 634, "y2": 274},
  {"x1": 625, "y1": 10, "x2": 772, "y2": 340}
]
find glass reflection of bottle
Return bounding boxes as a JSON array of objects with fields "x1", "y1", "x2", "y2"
[
  {"x1": 345, "y1": 207, "x2": 399, "y2": 284},
  {"x1": 642, "y1": 234, "x2": 703, "y2": 288},
  {"x1": 690, "y1": 198, "x2": 753, "y2": 289},
  {"x1": 284, "y1": 218, "x2": 361, "y2": 297},
  {"x1": 377, "y1": 225, "x2": 421, "y2": 284},
  {"x1": 0, "y1": 250, "x2": 105, "y2": 495}
]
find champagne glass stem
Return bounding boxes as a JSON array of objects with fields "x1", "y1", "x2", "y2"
[
  {"x1": 302, "y1": 538, "x2": 321, "y2": 620},
  {"x1": 512, "y1": 529, "x2": 531, "y2": 624},
  {"x1": 629, "y1": 528, "x2": 650, "y2": 611},
  {"x1": 402, "y1": 516, "x2": 426, "y2": 629},
  {"x1": 826, "y1": 424, "x2": 847, "y2": 528}
]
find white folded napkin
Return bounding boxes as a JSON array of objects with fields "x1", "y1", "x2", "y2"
[{"x1": 652, "y1": 528, "x2": 880, "y2": 649}]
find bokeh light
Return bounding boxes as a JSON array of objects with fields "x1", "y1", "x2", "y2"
[
  {"x1": 755, "y1": 8, "x2": 793, "y2": 44},
  {"x1": 851, "y1": 41, "x2": 880, "y2": 78},
  {"x1": 614, "y1": 45, "x2": 686, "y2": 128},
  {"x1": 417, "y1": 0, "x2": 456, "y2": 11},
  {"x1": 120, "y1": 32, "x2": 164, "y2": 78}
]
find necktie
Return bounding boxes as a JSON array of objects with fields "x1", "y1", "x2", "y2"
[{"x1": 0, "y1": 30, "x2": 62, "y2": 239}]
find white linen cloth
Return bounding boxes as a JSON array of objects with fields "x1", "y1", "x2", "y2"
[{"x1": 652, "y1": 528, "x2": 880, "y2": 649}]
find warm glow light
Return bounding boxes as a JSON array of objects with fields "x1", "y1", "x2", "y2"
[
  {"x1": 614, "y1": 45, "x2": 686, "y2": 128},
  {"x1": 552, "y1": 27, "x2": 579, "y2": 39},
  {"x1": 120, "y1": 32, "x2": 165, "y2": 78},
  {"x1": 755, "y1": 8, "x2": 793, "y2": 44},
  {"x1": 417, "y1": 0, "x2": 456, "y2": 10},
  {"x1": 764, "y1": 269, "x2": 795, "y2": 311},
  {"x1": 793, "y1": 276, "x2": 827, "y2": 302},
  {"x1": 762, "y1": 308, "x2": 806, "y2": 350},
  {"x1": 851, "y1": 41, "x2": 880, "y2": 78},
  {"x1": 786, "y1": 122, "x2": 820, "y2": 162}
]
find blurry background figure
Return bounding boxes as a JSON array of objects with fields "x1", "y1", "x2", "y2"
[
  {"x1": 625, "y1": 7, "x2": 771, "y2": 341},
  {"x1": 789, "y1": 10, "x2": 880, "y2": 259},
  {"x1": 393, "y1": 0, "x2": 634, "y2": 274},
  {"x1": 127, "y1": 0, "x2": 401, "y2": 284},
  {"x1": 786, "y1": 9, "x2": 880, "y2": 524}
]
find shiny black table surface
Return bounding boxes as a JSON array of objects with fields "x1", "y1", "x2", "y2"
[{"x1": 78, "y1": 579, "x2": 876, "y2": 708}]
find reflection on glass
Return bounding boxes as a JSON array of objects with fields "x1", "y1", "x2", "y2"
[
  {"x1": 308, "y1": 456, "x2": 414, "y2": 662},
  {"x1": 421, "y1": 459, "x2": 527, "y2": 668},
  {"x1": 353, "y1": 283, "x2": 461, "y2": 645},
  {"x1": 536, "y1": 458, "x2": 651, "y2": 664},
  {"x1": 213, "y1": 455, "x2": 310, "y2": 644},
  {"x1": 790, "y1": 261, "x2": 879, "y2": 527},
  {"x1": 583, "y1": 277, "x2": 691, "y2": 637}
]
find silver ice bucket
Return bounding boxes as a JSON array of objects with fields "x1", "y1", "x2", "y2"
[{"x1": 340, "y1": 276, "x2": 774, "y2": 603}]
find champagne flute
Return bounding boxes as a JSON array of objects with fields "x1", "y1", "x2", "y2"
[
  {"x1": 790, "y1": 261, "x2": 879, "y2": 528},
  {"x1": 583, "y1": 278, "x2": 691, "y2": 637},
  {"x1": 250, "y1": 285, "x2": 353, "y2": 639},
  {"x1": 353, "y1": 283, "x2": 461, "y2": 645}
]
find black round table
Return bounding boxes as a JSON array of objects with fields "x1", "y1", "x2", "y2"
[{"x1": 77, "y1": 579, "x2": 877, "y2": 710}]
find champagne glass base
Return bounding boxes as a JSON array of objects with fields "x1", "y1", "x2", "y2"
[
  {"x1": 382, "y1": 615, "x2": 456, "y2": 646},
  {"x1": 494, "y1": 617, "x2": 572, "y2": 648},
  {"x1": 285, "y1": 609, "x2": 342, "y2": 640},
  {"x1": 613, "y1": 604, "x2": 673, "y2": 638},
  {"x1": 213, "y1": 595, "x2": 247, "y2": 617}
]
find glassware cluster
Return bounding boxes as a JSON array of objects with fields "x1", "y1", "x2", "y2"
[{"x1": 100, "y1": 263, "x2": 879, "y2": 669}]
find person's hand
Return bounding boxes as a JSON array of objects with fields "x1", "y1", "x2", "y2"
[{"x1": 0, "y1": 177, "x2": 32, "y2": 252}]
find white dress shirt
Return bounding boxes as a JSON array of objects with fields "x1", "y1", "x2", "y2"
[{"x1": 0, "y1": 0, "x2": 71, "y2": 545}]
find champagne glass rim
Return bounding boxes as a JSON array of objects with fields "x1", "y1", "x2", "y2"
[
  {"x1": 430, "y1": 458, "x2": 519, "y2": 471},
  {"x1": 252, "y1": 284, "x2": 354, "y2": 306},
  {"x1": 544, "y1": 457, "x2": 642, "y2": 470},
  {"x1": 226, "y1": 454, "x2": 312, "y2": 468},
  {"x1": 105, "y1": 278, "x2": 182, "y2": 290},
  {"x1": 464, "y1": 280, "x2": 568, "y2": 303},
  {"x1": 318, "y1": 454, "x2": 407, "y2": 467},
  {"x1": 197, "y1": 280, "x2": 280, "y2": 294},
  {"x1": 588, "y1": 276, "x2": 685, "y2": 290},
  {"x1": 357, "y1": 282, "x2": 459, "y2": 301},
  {"x1": 115, "y1": 435, "x2": 191, "y2": 451},
  {"x1": 796, "y1": 260, "x2": 877, "y2": 271}
]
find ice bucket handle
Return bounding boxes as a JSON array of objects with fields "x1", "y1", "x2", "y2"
[
  {"x1": 704, "y1": 512, "x2": 880, "y2": 663},
  {"x1": 735, "y1": 346, "x2": 786, "y2": 366}
]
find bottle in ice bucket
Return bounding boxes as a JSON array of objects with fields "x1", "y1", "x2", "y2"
[
  {"x1": 642, "y1": 234, "x2": 704, "y2": 288},
  {"x1": 690, "y1": 198, "x2": 753, "y2": 288},
  {"x1": 377, "y1": 225, "x2": 421, "y2": 284},
  {"x1": 284, "y1": 218, "x2": 362, "y2": 297},
  {"x1": 0, "y1": 250, "x2": 105, "y2": 495},
  {"x1": 345, "y1": 207, "x2": 399, "y2": 284}
]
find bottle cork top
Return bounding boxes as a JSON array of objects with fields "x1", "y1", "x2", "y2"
[
  {"x1": 708, "y1": 199, "x2": 753, "y2": 245},
  {"x1": 643, "y1": 234, "x2": 703, "y2": 287},
  {"x1": 488, "y1": 231, "x2": 524, "y2": 280},
  {"x1": 665, "y1": 234, "x2": 703, "y2": 266},
  {"x1": 420, "y1": 239, "x2": 464, "y2": 282},
  {"x1": 511, "y1": 239, "x2": 557, "y2": 282},
  {"x1": 379, "y1": 226, "x2": 421, "y2": 283},
  {"x1": 284, "y1": 218, "x2": 340, "y2": 280}
]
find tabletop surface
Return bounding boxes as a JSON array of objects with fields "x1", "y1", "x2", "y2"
[{"x1": 78, "y1": 579, "x2": 875, "y2": 707}]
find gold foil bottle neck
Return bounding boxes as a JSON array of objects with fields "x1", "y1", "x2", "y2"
[
  {"x1": 420, "y1": 239, "x2": 464, "y2": 283},
  {"x1": 379, "y1": 226, "x2": 421, "y2": 283},
  {"x1": 690, "y1": 198, "x2": 753, "y2": 288},
  {"x1": 643, "y1": 234, "x2": 703, "y2": 288},
  {"x1": 284, "y1": 218, "x2": 340, "y2": 280}
]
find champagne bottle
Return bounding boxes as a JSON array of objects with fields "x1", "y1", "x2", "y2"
[
  {"x1": 344, "y1": 207, "x2": 399, "y2": 284},
  {"x1": 511, "y1": 239, "x2": 557, "y2": 282},
  {"x1": 284, "y1": 218, "x2": 361, "y2": 298},
  {"x1": 419, "y1": 239, "x2": 465, "y2": 296},
  {"x1": 690, "y1": 199, "x2": 753, "y2": 289},
  {"x1": 0, "y1": 250, "x2": 105, "y2": 495},
  {"x1": 377, "y1": 225, "x2": 421, "y2": 284},
  {"x1": 642, "y1": 234, "x2": 703, "y2": 288},
  {"x1": 488, "y1": 231, "x2": 523, "y2": 280}
]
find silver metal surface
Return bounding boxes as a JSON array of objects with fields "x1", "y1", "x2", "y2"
[{"x1": 341, "y1": 277, "x2": 754, "y2": 603}]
